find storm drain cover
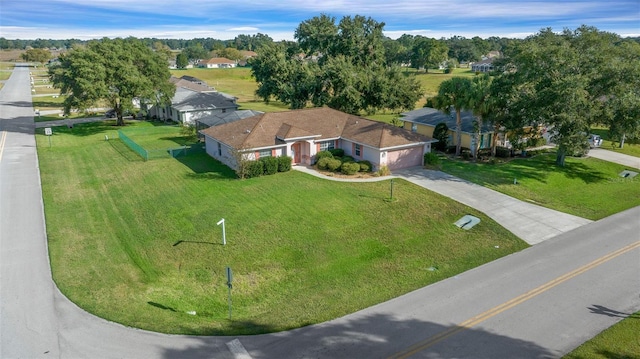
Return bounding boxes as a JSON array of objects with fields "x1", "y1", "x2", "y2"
[
  {"x1": 454, "y1": 215, "x2": 480, "y2": 230},
  {"x1": 619, "y1": 170, "x2": 638, "y2": 178}
]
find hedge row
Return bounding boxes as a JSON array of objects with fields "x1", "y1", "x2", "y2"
[
  {"x1": 315, "y1": 150, "x2": 372, "y2": 175},
  {"x1": 243, "y1": 156, "x2": 292, "y2": 179}
]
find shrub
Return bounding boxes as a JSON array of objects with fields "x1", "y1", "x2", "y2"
[
  {"x1": 495, "y1": 146, "x2": 511, "y2": 158},
  {"x1": 317, "y1": 157, "x2": 332, "y2": 170},
  {"x1": 358, "y1": 160, "x2": 372, "y2": 172},
  {"x1": 246, "y1": 160, "x2": 264, "y2": 178},
  {"x1": 326, "y1": 158, "x2": 342, "y2": 171},
  {"x1": 341, "y1": 156, "x2": 355, "y2": 163},
  {"x1": 278, "y1": 156, "x2": 292, "y2": 172},
  {"x1": 377, "y1": 165, "x2": 391, "y2": 176},
  {"x1": 433, "y1": 123, "x2": 449, "y2": 151},
  {"x1": 315, "y1": 151, "x2": 333, "y2": 163},
  {"x1": 261, "y1": 156, "x2": 278, "y2": 175},
  {"x1": 423, "y1": 152, "x2": 440, "y2": 166},
  {"x1": 341, "y1": 162, "x2": 360, "y2": 175},
  {"x1": 329, "y1": 148, "x2": 344, "y2": 157}
]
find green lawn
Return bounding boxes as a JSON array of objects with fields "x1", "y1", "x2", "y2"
[
  {"x1": 439, "y1": 154, "x2": 640, "y2": 220},
  {"x1": 564, "y1": 312, "x2": 640, "y2": 358},
  {"x1": 37, "y1": 120, "x2": 527, "y2": 335},
  {"x1": 0, "y1": 71, "x2": 11, "y2": 81}
]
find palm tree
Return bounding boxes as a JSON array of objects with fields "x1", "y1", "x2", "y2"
[
  {"x1": 433, "y1": 77, "x2": 472, "y2": 156},
  {"x1": 467, "y1": 74, "x2": 493, "y2": 161}
]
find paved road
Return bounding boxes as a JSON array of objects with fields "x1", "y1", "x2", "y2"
[
  {"x1": 588, "y1": 147, "x2": 640, "y2": 170},
  {"x1": 2, "y1": 64, "x2": 639, "y2": 359}
]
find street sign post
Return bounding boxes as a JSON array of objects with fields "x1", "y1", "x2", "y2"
[{"x1": 44, "y1": 127, "x2": 52, "y2": 147}]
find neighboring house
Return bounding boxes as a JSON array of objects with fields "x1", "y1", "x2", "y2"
[
  {"x1": 238, "y1": 50, "x2": 257, "y2": 66},
  {"x1": 169, "y1": 75, "x2": 215, "y2": 93},
  {"x1": 195, "y1": 110, "x2": 264, "y2": 137},
  {"x1": 471, "y1": 58, "x2": 494, "y2": 73},
  {"x1": 149, "y1": 87, "x2": 239, "y2": 125},
  {"x1": 401, "y1": 107, "x2": 494, "y2": 156},
  {"x1": 200, "y1": 107, "x2": 435, "y2": 171},
  {"x1": 198, "y1": 57, "x2": 236, "y2": 68}
]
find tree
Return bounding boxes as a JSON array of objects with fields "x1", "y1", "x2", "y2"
[
  {"x1": 433, "y1": 77, "x2": 472, "y2": 156},
  {"x1": 21, "y1": 48, "x2": 52, "y2": 63},
  {"x1": 492, "y1": 26, "x2": 634, "y2": 166},
  {"x1": 410, "y1": 36, "x2": 448, "y2": 72},
  {"x1": 217, "y1": 47, "x2": 243, "y2": 62},
  {"x1": 152, "y1": 41, "x2": 172, "y2": 61},
  {"x1": 252, "y1": 15, "x2": 422, "y2": 115},
  {"x1": 182, "y1": 44, "x2": 209, "y2": 62},
  {"x1": 467, "y1": 74, "x2": 493, "y2": 160},
  {"x1": 49, "y1": 37, "x2": 175, "y2": 126},
  {"x1": 176, "y1": 52, "x2": 188, "y2": 69},
  {"x1": 432, "y1": 122, "x2": 449, "y2": 151}
]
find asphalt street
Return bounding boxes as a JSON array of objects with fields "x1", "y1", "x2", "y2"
[{"x1": 1, "y1": 64, "x2": 639, "y2": 359}]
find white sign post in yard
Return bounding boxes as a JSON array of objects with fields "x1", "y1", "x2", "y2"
[
  {"x1": 217, "y1": 218, "x2": 226, "y2": 245},
  {"x1": 44, "y1": 127, "x2": 52, "y2": 147}
]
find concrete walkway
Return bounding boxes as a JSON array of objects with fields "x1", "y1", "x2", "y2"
[
  {"x1": 293, "y1": 165, "x2": 592, "y2": 245},
  {"x1": 587, "y1": 148, "x2": 640, "y2": 169}
]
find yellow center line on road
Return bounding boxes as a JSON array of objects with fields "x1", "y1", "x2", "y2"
[
  {"x1": 0, "y1": 131, "x2": 7, "y2": 162},
  {"x1": 389, "y1": 240, "x2": 640, "y2": 359}
]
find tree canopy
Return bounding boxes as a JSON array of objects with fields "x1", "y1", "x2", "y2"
[
  {"x1": 251, "y1": 15, "x2": 422, "y2": 114},
  {"x1": 491, "y1": 26, "x2": 639, "y2": 166},
  {"x1": 48, "y1": 37, "x2": 175, "y2": 126},
  {"x1": 21, "y1": 48, "x2": 52, "y2": 63}
]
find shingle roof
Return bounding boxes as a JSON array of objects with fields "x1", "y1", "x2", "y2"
[
  {"x1": 200, "y1": 57, "x2": 235, "y2": 65},
  {"x1": 172, "y1": 88, "x2": 238, "y2": 112},
  {"x1": 200, "y1": 107, "x2": 434, "y2": 150},
  {"x1": 196, "y1": 110, "x2": 264, "y2": 127},
  {"x1": 401, "y1": 107, "x2": 493, "y2": 134},
  {"x1": 169, "y1": 76, "x2": 214, "y2": 92}
]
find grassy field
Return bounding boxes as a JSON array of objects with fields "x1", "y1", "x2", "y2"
[
  {"x1": 439, "y1": 153, "x2": 640, "y2": 220},
  {"x1": 563, "y1": 312, "x2": 640, "y2": 358},
  {"x1": 37, "y1": 120, "x2": 527, "y2": 335}
]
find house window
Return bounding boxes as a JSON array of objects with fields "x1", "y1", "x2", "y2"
[
  {"x1": 258, "y1": 149, "x2": 271, "y2": 158},
  {"x1": 217, "y1": 142, "x2": 222, "y2": 156},
  {"x1": 355, "y1": 144, "x2": 362, "y2": 157},
  {"x1": 319, "y1": 140, "x2": 335, "y2": 152},
  {"x1": 411, "y1": 123, "x2": 418, "y2": 133}
]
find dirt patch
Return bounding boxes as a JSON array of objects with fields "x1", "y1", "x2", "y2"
[{"x1": 0, "y1": 50, "x2": 25, "y2": 62}]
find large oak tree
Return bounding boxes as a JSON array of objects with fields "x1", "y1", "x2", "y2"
[
  {"x1": 49, "y1": 37, "x2": 175, "y2": 126},
  {"x1": 251, "y1": 15, "x2": 422, "y2": 115}
]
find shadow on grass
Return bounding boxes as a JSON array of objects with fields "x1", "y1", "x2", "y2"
[
  {"x1": 148, "y1": 301, "x2": 177, "y2": 312},
  {"x1": 177, "y1": 153, "x2": 237, "y2": 180},
  {"x1": 160, "y1": 313, "x2": 556, "y2": 358},
  {"x1": 173, "y1": 240, "x2": 221, "y2": 247},
  {"x1": 109, "y1": 139, "x2": 145, "y2": 162}
]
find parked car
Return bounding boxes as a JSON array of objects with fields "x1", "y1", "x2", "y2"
[
  {"x1": 588, "y1": 134, "x2": 603, "y2": 148},
  {"x1": 105, "y1": 109, "x2": 117, "y2": 118}
]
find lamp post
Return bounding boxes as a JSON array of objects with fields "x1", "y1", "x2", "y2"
[{"x1": 217, "y1": 218, "x2": 226, "y2": 245}]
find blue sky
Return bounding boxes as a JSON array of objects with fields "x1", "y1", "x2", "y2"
[{"x1": 1, "y1": 0, "x2": 638, "y2": 41}]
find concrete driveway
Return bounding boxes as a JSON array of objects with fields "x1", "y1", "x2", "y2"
[{"x1": 588, "y1": 148, "x2": 640, "y2": 169}]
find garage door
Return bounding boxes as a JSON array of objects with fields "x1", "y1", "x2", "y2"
[{"x1": 387, "y1": 146, "x2": 423, "y2": 170}]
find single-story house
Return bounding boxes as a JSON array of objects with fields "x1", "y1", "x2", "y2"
[
  {"x1": 169, "y1": 75, "x2": 215, "y2": 92},
  {"x1": 148, "y1": 87, "x2": 239, "y2": 125},
  {"x1": 200, "y1": 107, "x2": 436, "y2": 171},
  {"x1": 471, "y1": 58, "x2": 495, "y2": 73},
  {"x1": 198, "y1": 57, "x2": 236, "y2": 68},
  {"x1": 401, "y1": 107, "x2": 494, "y2": 155}
]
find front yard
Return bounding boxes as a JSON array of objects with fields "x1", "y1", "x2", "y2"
[{"x1": 37, "y1": 121, "x2": 527, "y2": 335}]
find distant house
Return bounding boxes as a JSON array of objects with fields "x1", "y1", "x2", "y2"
[
  {"x1": 238, "y1": 50, "x2": 257, "y2": 66},
  {"x1": 198, "y1": 57, "x2": 236, "y2": 68},
  {"x1": 471, "y1": 58, "x2": 495, "y2": 73},
  {"x1": 149, "y1": 87, "x2": 239, "y2": 125},
  {"x1": 401, "y1": 107, "x2": 494, "y2": 156},
  {"x1": 169, "y1": 76, "x2": 215, "y2": 92},
  {"x1": 200, "y1": 107, "x2": 435, "y2": 171}
]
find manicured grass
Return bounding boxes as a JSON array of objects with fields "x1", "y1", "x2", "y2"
[
  {"x1": 563, "y1": 312, "x2": 640, "y2": 359},
  {"x1": 120, "y1": 124, "x2": 197, "y2": 149},
  {"x1": 0, "y1": 71, "x2": 11, "y2": 81},
  {"x1": 0, "y1": 61, "x2": 16, "y2": 70},
  {"x1": 37, "y1": 120, "x2": 527, "y2": 335},
  {"x1": 32, "y1": 95, "x2": 66, "y2": 111},
  {"x1": 439, "y1": 154, "x2": 640, "y2": 220},
  {"x1": 171, "y1": 68, "x2": 257, "y2": 102},
  {"x1": 590, "y1": 127, "x2": 640, "y2": 158}
]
